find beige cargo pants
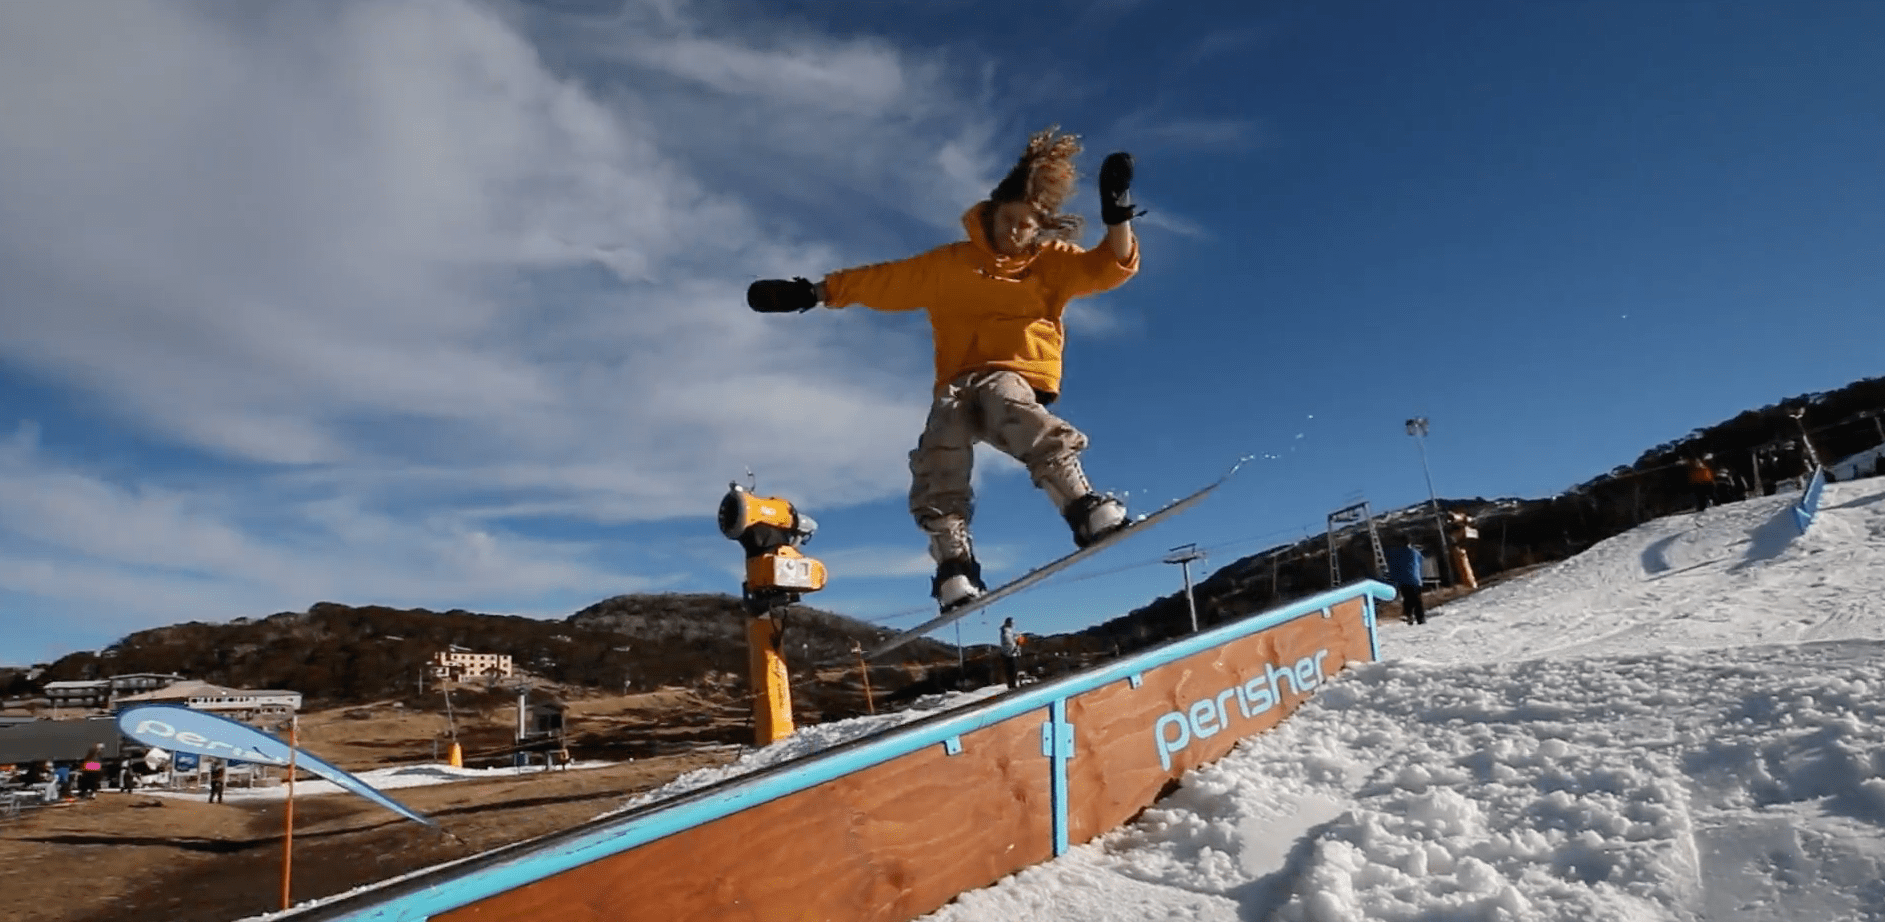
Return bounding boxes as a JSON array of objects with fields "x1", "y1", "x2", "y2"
[{"x1": 908, "y1": 369, "x2": 1089, "y2": 544}]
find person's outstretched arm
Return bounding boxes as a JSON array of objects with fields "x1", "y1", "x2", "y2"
[
  {"x1": 820, "y1": 247, "x2": 952, "y2": 312},
  {"x1": 748, "y1": 248, "x2": 950, "y2": 314}
]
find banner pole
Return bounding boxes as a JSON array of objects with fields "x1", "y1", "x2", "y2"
[{"x1": 282, "y1": 713, "x2": 298, "y2": 911}]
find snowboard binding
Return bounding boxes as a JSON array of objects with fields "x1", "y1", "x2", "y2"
[
  {"x1": 931, "y1": 557, "x2": 987, "y2": 611},
  {"x1": 1064, "y1": 492, "x2": 1129, "y2": 548}
]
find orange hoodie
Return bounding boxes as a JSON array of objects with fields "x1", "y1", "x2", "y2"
[{"x1": 822, "y1": 202, "x2": 1139, "y2": 397}]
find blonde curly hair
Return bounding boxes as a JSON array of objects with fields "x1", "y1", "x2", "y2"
[{"x1": 988, "y1": 125, "x2": 1085, "y2": 243}]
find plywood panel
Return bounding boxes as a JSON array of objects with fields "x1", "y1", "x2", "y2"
[
  {"x1": 1065, "y1": 599, "x2": 1374, "y2": 842},
  {"x1": 429, "y1": 598, "x2": 1379, "y2": 922},
  {"x1": 438, "y1": 708, "x2": 1054, "y2": 922}
]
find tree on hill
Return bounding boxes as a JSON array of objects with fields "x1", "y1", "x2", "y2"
[
  {"x1": 29, "y1": 594, "x2": 950, "y2": 709},
  {"x1": 1076, "y1": 375, "x2": 1885, "y2": 657}
]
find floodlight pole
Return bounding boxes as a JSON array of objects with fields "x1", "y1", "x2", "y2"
[
  {"x1": 1405, "y1": 417, "x2": 1455, "y2": 586},
  {"x1": 954, "y1": 620, "x2": 965, "y2": 680},
  {"x1": 1788, "y1": 407, "x2": 1822, "y2": 470},
  {"x1": 1163, "y1": 544, "x2": 1207, "y2": 633},
  {"x1": 281, "y1": 713, "x2": 298, "y2": 910}
]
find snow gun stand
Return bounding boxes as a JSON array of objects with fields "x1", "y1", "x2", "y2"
[{"x1": 718, "y1": 482, "x2": 829, "y2": 746}]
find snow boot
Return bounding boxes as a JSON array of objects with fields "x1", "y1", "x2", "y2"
[
  {"x1": 1037, "y1": 459, "x2": 1130, "y2": 548},
  {"x1": 931, "y1": 557, "x2": 986, "y2": 611},
  {"x1": 1062, "y1": 492, "x2": 1129, "y2": 548},
  {"x1": 925, "y1": 517, "x2": 986, "y2": 610}
]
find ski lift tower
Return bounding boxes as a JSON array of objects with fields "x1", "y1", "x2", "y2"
[
  {"x1": 1406, "y1": 417, "x2": 1456, "y2": 585},
  {"x1": 512, "y1": 679, "x2": 530, "y2": 770},
  {"x1": 1162, "y1": 543, "x2": 1207, "y2": 633},
  {"x1": 1788, "y1": 406, "x2": 1823, "y2": 470},
  {"x1": 1326, "y1": 501, "x2": 1388, "y2": 587}
]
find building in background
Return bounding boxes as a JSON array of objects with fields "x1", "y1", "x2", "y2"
[
  {"x1": 430, "y1": 648, "x2": 514, "y2": 683},
  {"x1": 44, "y1": 680, "x2": 111, "y2": 711},
  {"x1": 116, "y1": 680, "x2": 302, "y2": 726},
  {"x1": 109, "y1": 673, "x2": 185, "y2": 697},
  {"x1": 39, "y1": 673, "x2": 190, "y2": 715}
]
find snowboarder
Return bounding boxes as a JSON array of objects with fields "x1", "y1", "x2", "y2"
[{"x1": 747, "y1": 126, "x2": 1145, "y2": 612}]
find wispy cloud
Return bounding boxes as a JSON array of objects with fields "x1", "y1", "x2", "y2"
[
  {"x1": 1063, "y1": 297, "x2": 1144, "y2": 338},
  {"x1": 512, "y1": 1, "x2": 1007, "y2": 233},
  {"x1": 0, "y1": 0, "x2": 1053, "y2": 653},
  {"x1": 1180, "y1": 26, "x2": 1270, "y2": 66},
  {"x1": 0, "y1": 426, "x2": 663, "y2": 612},
  {"x1": 809, "y1": 545, "x2": 937, "y2": 581},
  {"x1": 1135, "y1": 205, "x2": 1210, "y2": 239},
  {"x1": 1114, "y1": 113, "x2": 1264, "y2": 153}
]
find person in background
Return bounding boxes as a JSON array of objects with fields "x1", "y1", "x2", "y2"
[
  {"x1": 1386, "y1": 538, "x2": 1428, "y2": 625},
  {"x1": 999, "y1": 617, "x2": 1024, "y2": 689},
  {"x1": 1688, "y1": 456, "x2": 1717, "y2": 511},
  {"x1": 39, "y1": 761, "x2": 61, "y2": 804},
  {"x1": 208, "y1": 759, "x2": 226, "y2": 804},
  {"x1": 78, "y1": 744, "x2": 106, "y2": 800}
]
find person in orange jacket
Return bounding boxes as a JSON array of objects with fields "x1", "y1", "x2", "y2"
[
  {"x1": 748, "y1": 126, "x2": 1143, "y2": 611},
  {"x1": 1687, "y1": 456, "x2": 1717, "y2": 511}
]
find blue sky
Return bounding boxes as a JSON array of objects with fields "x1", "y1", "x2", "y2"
[{"x1": 3, "y1": 0, "x2": 1882, "y2": 665}]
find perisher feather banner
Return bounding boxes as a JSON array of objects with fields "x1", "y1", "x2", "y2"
[{"x1": 117, "y1": 705, "x2": 435, "y2": 827}]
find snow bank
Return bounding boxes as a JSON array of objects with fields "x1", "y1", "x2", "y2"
[
  {"x1": 599, "y1": 685, "x2": 1007, "y2": 818},
  {"x1": 920, "y1": 481, "x2": 1885, "y2": 921},
  {"x1": 1831, "y1": 444, "x2": 1884, "y2": 482}
]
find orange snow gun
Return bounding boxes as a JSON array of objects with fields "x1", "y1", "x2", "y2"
[{"x1": 718, "y1": 483, "x2": 827, "y2": 614}]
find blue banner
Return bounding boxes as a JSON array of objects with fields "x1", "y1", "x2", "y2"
[
  {"x1": 173, "y1": 752, "x2": 200, "y2": 771},
  {"x1": 1793, "y1": 466, "x2": 1829, "y2": 534},
  {"x1": 118, "y1": 705, "x2": 435, "y2": 827}
]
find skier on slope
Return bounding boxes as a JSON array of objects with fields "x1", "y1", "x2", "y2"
[{"x1": 747, "y1": 126, "x2": 1144, "y2": 612}]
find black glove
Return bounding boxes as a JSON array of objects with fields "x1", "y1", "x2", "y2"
[
  {"x1": 747, "y1": 277, "x2": 819, "y2": 313},
  {"x1": 1099, "y1": 151, "x2": 1146, "y2": 225}
]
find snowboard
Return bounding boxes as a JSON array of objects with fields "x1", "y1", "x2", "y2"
[{"x1": 864, "y1": 457, "x2": 1249, "y2": 660}]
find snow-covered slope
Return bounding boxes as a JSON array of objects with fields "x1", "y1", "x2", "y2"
[
  {"x1": 1395, "y1": 480, "x2": 1883, "y2": 663},
  {"x1": 921, "y1": 481, "x2": 1885, "y2": 921}
]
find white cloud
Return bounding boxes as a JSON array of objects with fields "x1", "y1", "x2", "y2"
[
  {"x1": 0, "y1": 0, "x2": 1084, "y2": 649},
  {"x1": 1062, "y1": 296, "x2": 1141, "y2": 338},
  {"x1": 1134, "y1": 203, "x2": 1210, "y2": 239},
  {"x1": 1180, "y1": 26, "x2": 1269, "y2": 65},
  {"x1": 1113, "y1": 113, "x2": 1263, "y2": 152},
  {"x1": 513, "y1": 0, "x2": 1006, "y2": 231},
  {"x1": 0, "y1": 437, "x2": 663, "y2": 618},
  {"x1": 813, "y1": 545, "x2": 938, "y2": 581},
  {"x1": 623, "y1": 36, "x2": 911, "y2": 115},
  {"x1": 0, "y1": 0, "x2": 962, "y2": 505}
]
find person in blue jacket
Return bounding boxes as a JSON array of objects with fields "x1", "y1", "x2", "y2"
[{"x1": 1386, "y1": 538, "x2": 1427, "y2": 625}]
